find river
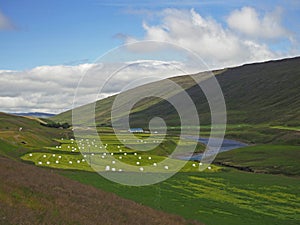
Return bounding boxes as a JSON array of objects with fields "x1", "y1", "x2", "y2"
[{"x1": 175, "y1": 137, "x2": 248, "y2": 161}]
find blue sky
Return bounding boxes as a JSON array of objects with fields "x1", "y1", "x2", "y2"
[
  {"x1": 0, "y1": 0, "x2": 300, "y2": 113},
  {"x1": 1, "y1": 0, "x2": 299, "y2": 70}
]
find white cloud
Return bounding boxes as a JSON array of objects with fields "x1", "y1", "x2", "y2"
[
  {"x1": 227, "y1": 7, "x2": 290, "y2": 40},
  {"x1": 0, "y1": 11, "x2": 15, "y2": 30},
  {"x1": 123, "y1": 8, "x2": 294, "y2": 68},
  {"x1": 0, "y1": 64, "x2": 93, "y2": 113},
  {"x1": 0, "y1": 60, "x2": 191, "y2": 113}
]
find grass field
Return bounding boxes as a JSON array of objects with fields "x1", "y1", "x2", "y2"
[
  {"x1": 19, "y1": 134, "x2": 300, "y2": 225},
  {"x1": 60, "y1": 169, "x2": 300, "y2": 225},
  {"x1": 2, "y1": 113, "x2": 299, "y2": 225},
  {"x1": 0, "y1": 114, "x2": 204, "y2": 225},
  {"x1": 215, "y1": 145, "x2": 300, "y2": 175},
  {"x1": 0, "y1": 156, "x2": 200, "y2": 225},
  {"x1": 21, "y1": 135, "x2": 218, "y2": 173}
]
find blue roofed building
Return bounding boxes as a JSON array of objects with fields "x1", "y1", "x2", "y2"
[{"x1": 128, "y1": 128, "x2": 144, "y2": 133}]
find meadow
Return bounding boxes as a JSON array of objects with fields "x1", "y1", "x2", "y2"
[
  {"x1": 21, "y1": 134, "x2": 217, "y2": 173},
  {"x1": 215, "y1": 144, "x2": 300, "y2": 175},
  {"x1": 20, "y1": 131, "x2": 300, "y2": 225},
  {"x1": 61, "y1": 169, "x2": 300, "y2": 225}
]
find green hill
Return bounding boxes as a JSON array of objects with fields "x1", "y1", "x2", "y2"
[
  {"x1": 0, "y1": 112, "x2": 71, "y2": 158},
  {"x1": 53, "y1": 57, "x2": 300, "y2": 143}
]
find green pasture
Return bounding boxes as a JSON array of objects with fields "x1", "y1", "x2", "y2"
[
  {"x1": 215, "y1": 144, "x2": 300, "y2": 175},
  {"x1": 21, "y1": 135, "x2": 217, "y2": 173},
  {"x1": 19, "y1": 131, "x2": 300, "y2": 225},
  {"x1": 61, "y1": 169, "x2": 300, "y2": 225}
]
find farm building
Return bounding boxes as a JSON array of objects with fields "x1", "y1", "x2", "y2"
[{"x1": 128, "y1": 128, "x2": 144, "y2": 133}]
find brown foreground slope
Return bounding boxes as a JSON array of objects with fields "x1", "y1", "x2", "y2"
[{"x1": 0, "y1": 157, "x2": 201, "y2": 225}]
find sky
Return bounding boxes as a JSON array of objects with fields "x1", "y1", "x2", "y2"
[{"x1": 0, "y1": 0, "x2": 300, "y2": 113}]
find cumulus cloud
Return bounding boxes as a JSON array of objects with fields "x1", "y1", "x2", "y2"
[
  {"x1": 0, "y1": 64, "x2": 93, "y2": 113},
  {"x1": 123, "y1": 8, "x2": 294, "y2": 68},
  {"x1": 0, "y1": 60, "x2": 192, "y2": 113},
  {"x1": 0, "y1": 10, "x2": 15, "y2": 30},
  {"x1": 227, "y1": 7, "x2": 290, "y2": 40}
]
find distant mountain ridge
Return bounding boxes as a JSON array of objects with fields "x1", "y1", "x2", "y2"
[{"x1": 11, "y1": 112, "x2": 56, "y2": 118}]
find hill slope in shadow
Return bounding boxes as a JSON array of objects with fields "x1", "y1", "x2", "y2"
[{"x1": 53, "y1": 57, "x2": 300, "y2": 127}]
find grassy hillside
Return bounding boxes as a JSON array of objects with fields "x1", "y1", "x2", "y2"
[
  {"x1": 122, "y1": 57, "x2": 300, "y2": 127},
  {"x1": 0, "y1": 112, "x2": 71, "y2": 158},
  {"x1": 0, "y1": 113, "x2": 298, "y2": 225},
  {"x1": 214, "y1": 57, "x2": 300, "y2": 125},
  {"x1": 53, "y1": 57, "x2": 300, "y2": 144},
  {"x1": 0, "y1": 156, "x2": 200, "y2": 225},
  {"x1": 0, "y1": 114, "x2": 202, "y2": 224},
  {"x1": 215, "y1": 145, "x2": 300, "y2": 175},
  {"x1": 62, "y1": 168, "x2": 300, "y2": 225},
  {"x1": 53, "y1": 72, "x2": 212, "y2": 126},
  {"x1": 15, "y1": 133, "x2": 299, "y2": 225},
  {"x1": 53, "y1": 57, "x2": 300, "y2": 126}
]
